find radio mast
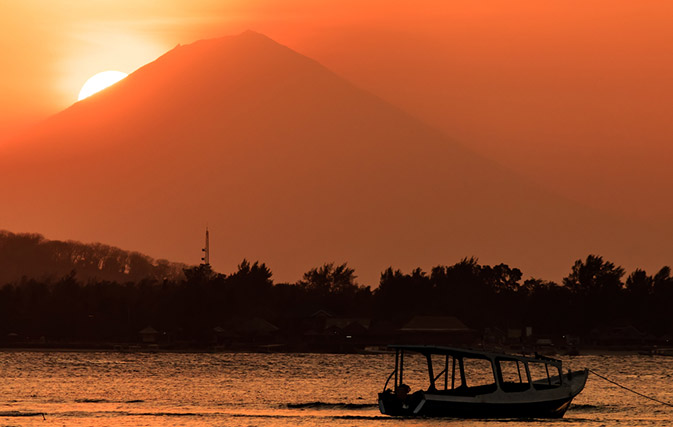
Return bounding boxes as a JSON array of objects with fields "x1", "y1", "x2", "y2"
[{"x1": 201, "y1": 227, "x2": 210, "y2": 266}]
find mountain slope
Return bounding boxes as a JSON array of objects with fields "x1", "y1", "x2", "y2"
[{"x1": 0, "y1": 31, "x2": 666, "y2": 283}]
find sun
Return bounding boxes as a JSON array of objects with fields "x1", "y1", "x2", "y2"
[{"x1": 77, "y1": 70, "x2": 128, "y2": 101}]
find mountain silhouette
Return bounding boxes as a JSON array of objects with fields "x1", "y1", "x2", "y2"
[{"x1": 0, "y1": 31, "x2": 666, "y2": 283}]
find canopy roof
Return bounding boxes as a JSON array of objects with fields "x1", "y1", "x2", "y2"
[{"x1": 388, "y1": 344, "x2": 562, "y2": 366}]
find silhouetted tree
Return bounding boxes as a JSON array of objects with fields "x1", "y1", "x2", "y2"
[
  {"x1": 376, "y1": 267, "x2": 431, "y2": 322},
  {"x1": 300, "y1": 263, "x2": 357, "y2": 294},
  {"x1": 482, "y1": 264, "x2": 522, "y2": 294},
  {"x1": 650, "y1": 266, "x2": 673, "y2": 335},
  {"x1": 653, "y1": 266, "x2": 673, "y2": 297},
  {"x1": 183, "y1": 263, "x2": 217, "y2": 283},
  {"x1": 625, "y1": 269, "x2": 653, "y2": 299},
  {"x1": 299, "y1": 263, "x2": 370, "y2": 315},
  {"x1": 521, "y1": 278, "x2": 571, "y2": 333},
  {"x1": 229, "y1": 259, "x2": 272, "y2": 285},
  {"x1": 224, "y1": 259, "x2": 274, "y2": 318},
  {"x1": 431, "y1": 258, "x2": 491, "y2": 327},
  {"x1": 563, "y1": 255, "x2": 625, "y2": 297},
  {"x1": 563, "y1": 255, "x2": 625, "y2": 330}
]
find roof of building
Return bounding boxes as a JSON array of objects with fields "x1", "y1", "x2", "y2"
[
  {"x1": 139, "y1": 326, "x2": 159, "y2": 335},
  {"x1": 324, "y1": 318, "x2": 371, "y2": 330}
]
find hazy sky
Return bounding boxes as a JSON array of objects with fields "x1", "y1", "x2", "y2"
[{"x1": 2, "y1": 1, "x2": 672, "y2": 278}]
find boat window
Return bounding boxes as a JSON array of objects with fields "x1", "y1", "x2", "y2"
[
  {"x1": 496, "y1": 359, "x2": 529, "y2": 392},
  {"x1": 528, "y1": 361, "x2": 562, "y2": 390},
  {"x1": 429, "y1": 354, "x2": 451, "y2": 390},
  {"x1": 462, "y1": 357, "x2": 496, "y2": 389},
  {"x1": 401, "y1": 352, "x2": 430, "y2": 392}
]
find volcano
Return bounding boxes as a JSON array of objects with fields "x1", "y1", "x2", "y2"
[{"x1": 0, "y1": 31, "x2": 665, "y2": 283}]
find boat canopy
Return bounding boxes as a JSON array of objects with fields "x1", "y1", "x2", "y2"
[{"x1": 387, "y1": 344, "x2": 562, "y2": 367}]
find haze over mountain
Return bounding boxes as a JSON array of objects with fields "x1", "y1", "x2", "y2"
[{"x1": 0, "y1": 31, "x2": 667, "y2": 284}]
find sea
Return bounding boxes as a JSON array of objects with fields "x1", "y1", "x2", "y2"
[{"x1": 1, "y1": 351, "x2": 672, "y2": 426}]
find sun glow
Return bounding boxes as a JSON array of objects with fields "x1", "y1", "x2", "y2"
[{"x1": 77, "y1": 71, "x2": 128, "y2": 101}]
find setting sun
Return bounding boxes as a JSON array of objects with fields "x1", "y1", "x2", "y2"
[{"x1": 77, "y1": 70, "x2": 128, "y2": 101}]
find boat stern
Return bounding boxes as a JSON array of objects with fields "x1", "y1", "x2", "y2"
[
  {"x1": 378, "y1": 391, "x2": 403, "y2": 416},
  {"x1": 378, "y1": 390, "x2": 425, "y2": 416}
]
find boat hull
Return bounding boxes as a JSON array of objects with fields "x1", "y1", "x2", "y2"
[{"x1": 380, "y1": 392, "x2": 573, "y2": 418}]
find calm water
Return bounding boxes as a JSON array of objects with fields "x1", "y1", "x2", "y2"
[{"x1": 1, "y1": 351, "x2": 672, "y2": 426}]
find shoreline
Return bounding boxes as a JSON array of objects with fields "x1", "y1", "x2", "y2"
[{"x1": 0, "y1": 345, "x2": 661, "y2": 356}]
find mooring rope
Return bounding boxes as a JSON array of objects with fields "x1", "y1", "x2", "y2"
[{"x1": 588, "y1": 369, "x2": 673, "y2": 408}]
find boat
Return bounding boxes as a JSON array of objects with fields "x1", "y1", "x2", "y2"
[{"x1": 378, "y1": 344, "x2": 588, "y2": 418}]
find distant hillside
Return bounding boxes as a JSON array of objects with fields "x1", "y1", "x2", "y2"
[{"x1": 0, "y1": 231, "x2": 187, "y2": 284}]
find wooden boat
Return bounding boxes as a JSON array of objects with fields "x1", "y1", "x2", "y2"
[{"x1": 378, "y1": 345, "x2": 588, "y2": 418}]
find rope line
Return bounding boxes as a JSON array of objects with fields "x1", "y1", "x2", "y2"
[{"x1": 588, "y1": 369, "x2": 673, "y2": 408}]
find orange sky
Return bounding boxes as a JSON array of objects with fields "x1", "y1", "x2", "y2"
[
  {"x1": 4, "y1": 1, "x2": 673, "y2": 217},
  {"x1": 2, "y1": 1, "x2": 673, "y2": 278}
]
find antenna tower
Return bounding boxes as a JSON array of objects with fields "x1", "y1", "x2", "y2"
[{"x1": 201, "y1": 227, "x2": 210, "y2": 266}]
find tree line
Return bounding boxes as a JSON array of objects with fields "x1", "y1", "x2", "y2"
[
  {"x1": 0, "y1": 231, "x2": 186, "y2": 284},
  {"x1": 1, "y1": 254, "x2": 672, "y2": 346}
]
